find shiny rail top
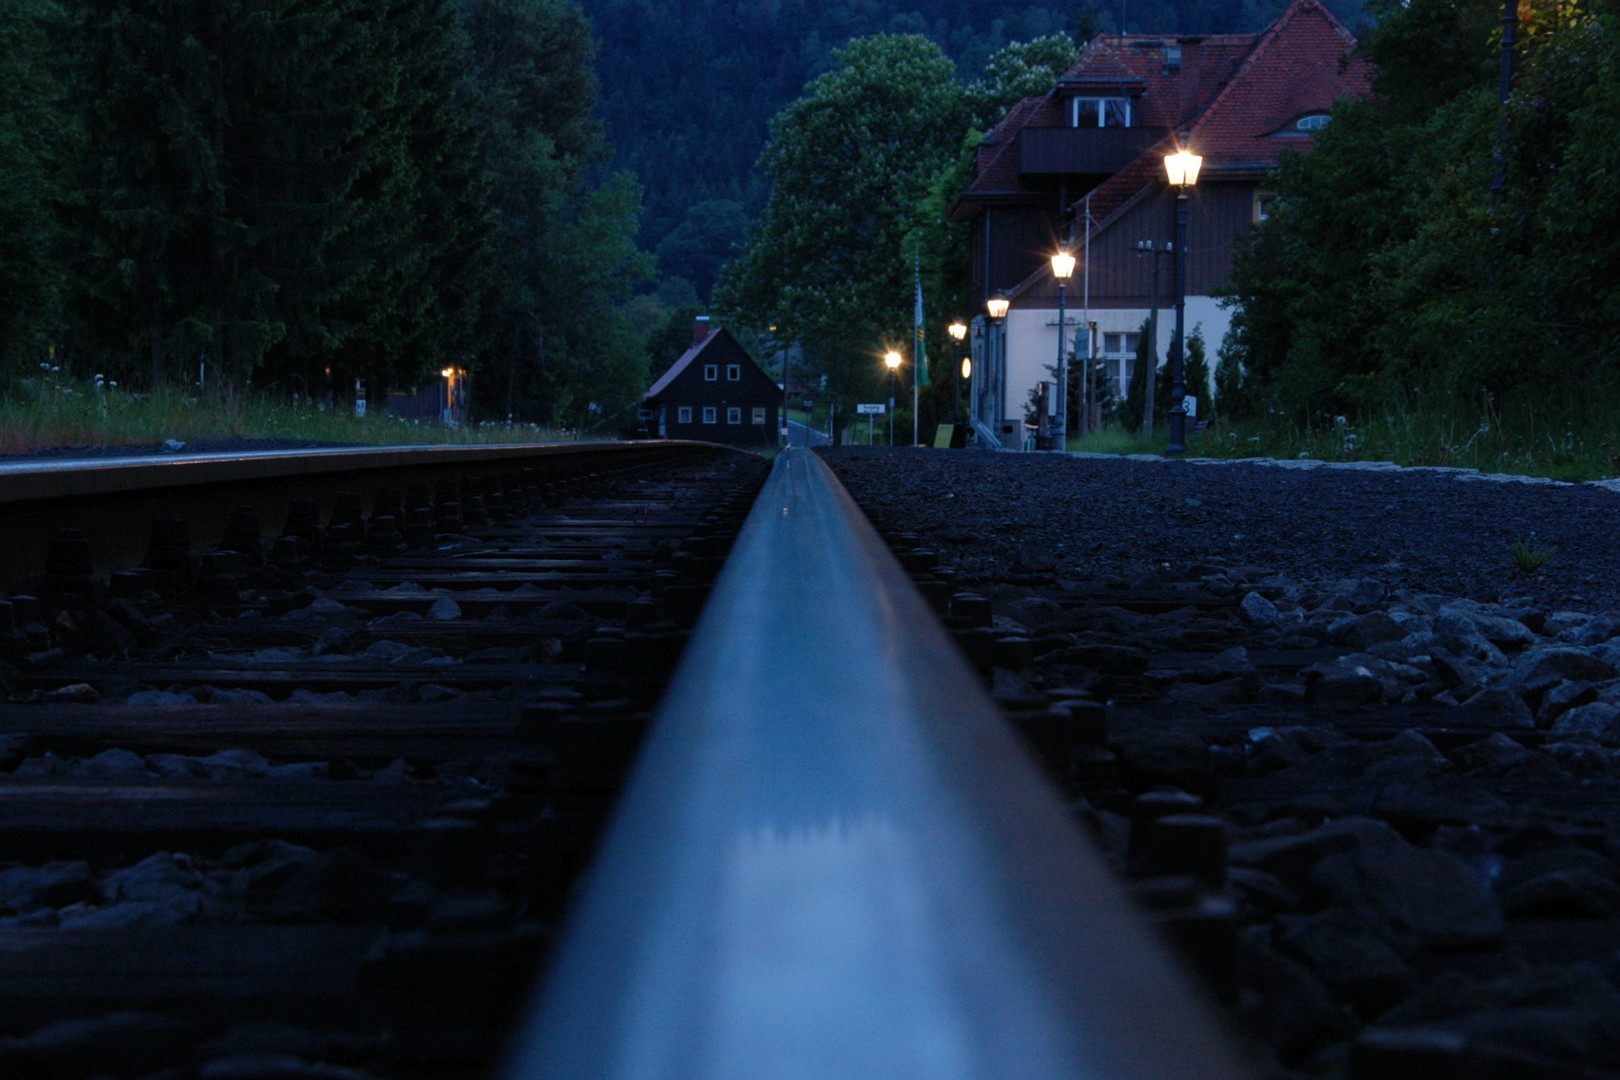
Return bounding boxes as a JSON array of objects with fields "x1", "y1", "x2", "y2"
[{"x1": 505, "y1": 448, "x2": 1249, "y2": 1080}]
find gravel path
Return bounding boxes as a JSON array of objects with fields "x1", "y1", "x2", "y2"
[{"x1": 820, "y1": 448, "x2": 1620, "y2": 613}]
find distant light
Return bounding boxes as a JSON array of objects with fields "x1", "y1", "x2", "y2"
[
  {"x1": 441, "y1": 368, "x2": 455, "y2": 378},
  {"x1": 986, "y1": 295, "x2": 1010, "y2": 320},
  {"x1": 1051, "y1": 250, "x2": 1077, "y2": 280},
  {"x1": 961, "y1": 357, "x2": 972, "y2": 380},
  {"x1": 884, "y1": 351, "x2": 902, "y2": 370},
  {"x1": 947, "y1": 321, "x2": 967, "y2": 342}
]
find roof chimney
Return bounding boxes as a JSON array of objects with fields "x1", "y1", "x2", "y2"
[{"x1": 693, "y1": 315, "x2": 712, "y2": 346}]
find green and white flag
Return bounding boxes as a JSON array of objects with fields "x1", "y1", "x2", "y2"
[{"x1": 914, "y1": 255, "x2": 929, "y2": 387}]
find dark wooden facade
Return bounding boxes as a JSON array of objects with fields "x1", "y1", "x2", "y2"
[
  {"x1": 644, "y1": 327, "x2": 780, "y2": 448},
  {"x1": 1008, "y1": 181, "x2": 1259, "y2": 309}
]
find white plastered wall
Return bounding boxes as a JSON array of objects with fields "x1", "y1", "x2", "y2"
[{"x1": 1002, "y1": 296, "x2": 1235, "y2": 427}]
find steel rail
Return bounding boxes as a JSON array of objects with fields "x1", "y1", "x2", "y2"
[
  {"x1": 504, "y1": 447, "x2": 1249, "y2": 1080},
  {"x1": 0, "y1": 440, "x2": 726, "y2": 582}
]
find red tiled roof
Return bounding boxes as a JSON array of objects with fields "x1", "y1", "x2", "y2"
[
  {"x1": 1185, "y1": 0, "x2": 1372, "y2": 174},
  {"x1": 967, "y1": 95, "x2": 1059, "y2": 199},
  {"x1": 957, "y1": 0, "x2": 1369, "y2": 221}
]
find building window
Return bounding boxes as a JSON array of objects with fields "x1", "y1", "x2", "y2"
[
  {"x1": 751, "y1": 406, "x2": 766, "y2": 424},
  {"x1": 727, "y1": 406, "x2": 741, "y2": 424},
  {"x1": 704, "y1": 364, "x2": 717, "y2": 381},
  {"x1": 726, "y1": 364, "x2": 741, "y2": 381},
  {"x1": 1103, "y1": 331, "x2": 1141, "y2": 356},
  {"x1": 1072, "y1": 96, "x2": 1130, "y2": 129},
  {"x1": 702, "y1": 406, "x2": 717, "y2": 424},
  {"x1": 1296, "y1": 113, "x2": 1330, "y2": 131},
  {"x1": 677, "y1": 406, "x2": 692, "y2": 424},
  {"x1": 1254, "y1": 191, "x2": 1279, "y2": 224}
]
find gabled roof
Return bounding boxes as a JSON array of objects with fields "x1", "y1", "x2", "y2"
[
  {"x1": 645, "y1": 329, "x2": 723, "y2": 400},
  {"x1": 643, "y1": 326, "x2": 774, "y2": 402},
  {"x1": 956, "y1": 0, "x2": 1370, "y2": 224}
]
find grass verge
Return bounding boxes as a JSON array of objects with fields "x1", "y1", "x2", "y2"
[
  {"x1": 0, "y1": 373, "x2": 577, "y2": 455},
  {"x1": 1069, "y1": 398, "x2": 1620, "y2": 482}
]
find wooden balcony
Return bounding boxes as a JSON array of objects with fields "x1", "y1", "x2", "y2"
[{"x1": 1017, "y1": 126, "x2": 1166, "y2": 177}]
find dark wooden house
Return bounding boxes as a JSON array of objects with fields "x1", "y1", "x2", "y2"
[
  {"x1": 951, "y1": 0, "x2": 1371, "y2": 444},
  {"x1": 643, "y1": 319, "x2": 781, "y2": 447}
]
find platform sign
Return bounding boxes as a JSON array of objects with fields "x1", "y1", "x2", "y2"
[{"x1": 856, "y1": 403, "x2": 885, "y2": 415}]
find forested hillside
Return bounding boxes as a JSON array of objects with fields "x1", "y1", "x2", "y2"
[{"x1": 581, "y1": 0, "x2": 1368, "y2": 299}]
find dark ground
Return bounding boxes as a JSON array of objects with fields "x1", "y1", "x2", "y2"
[{"x1": 819, "y1": 447, "x2": 1619, "y2": 613}]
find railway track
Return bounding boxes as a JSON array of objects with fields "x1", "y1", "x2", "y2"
[
  {"x1": 0, "y1": 441, "x2": 770, "y2": 1079},
  {"x1": 15, "y1": 438, "x2": 1619, "y2": 1079}
]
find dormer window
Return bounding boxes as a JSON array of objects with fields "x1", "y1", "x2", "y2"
[
  {"x1": 1072, "y1": 97, "x2": 1131, "y2": 129},
  {"x1": 1295, "y1": 113, "x2": 1330, "y2": 132}
]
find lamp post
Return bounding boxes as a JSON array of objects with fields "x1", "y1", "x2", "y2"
[
  {"x1": 771, "y1": 323, "x2": 789, "y2": 449},
  {"x1": 1163, "y1": 145, "x2": 1202, "y2": 455},
  {"x1": 947, "y1": 320, "x2": 967, "y2": 422},
  {"x1": 985, "y1": 293, "x2": 1008, "y2": 444},
  {"x1": 1050, "y1": 248, "x2": 1076, "y2": 451},
  {"x1": 884, "y1": 350, "x2": 901, "y2": 446}
]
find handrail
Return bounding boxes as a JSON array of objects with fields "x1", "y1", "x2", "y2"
[{"x1": 504, "y1": 447, "x2": 1249, "y2": 1080}]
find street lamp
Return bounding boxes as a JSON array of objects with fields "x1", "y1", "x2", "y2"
[
  {"x1": 884, "y1": 349, "x2": 902, "y2": 446},
  {"x1": 1164, "y1": 144, "x2": 1202, "y2": 455},
  {"x1": 985, "y1": 293, "x2": 1009, "y2": 446},
  {"x1": 947, "y1": 320, "x2": 967, "y2": 422},
  {"x1": 1050, "y1": 248, "x2": 1076, "y2": 450}
]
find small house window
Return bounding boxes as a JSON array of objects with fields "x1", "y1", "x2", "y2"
[
  {"x1": 704, "y1": 364, "x2": 717, "y2": 381},
  {"x1": 726, "y1": 364, "x2": 741, "y2": 381},
  {"x1": 677, "y1": 406, "x2": 692, "y2": 423},
  {"x1": 1254, "y1": 191, "x2": 1279, "y2": 223},
  {"x1": 727, "y1": 406, "x2": 741, "y2": 424},
  {"x1": 1296, "y1": 113, "x2": 1329, "y2": 131},
  {"x1": 1073, "y1": 96, "x2": 1131, "y2": 129},
  {"x1": 751, "y1": 406, "x2": 766, "y2": 424},
  {"x1": 702, "y1": 406, "x2": 717, "y2": 424}
]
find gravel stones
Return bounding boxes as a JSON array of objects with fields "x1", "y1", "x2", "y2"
[{"x1": 823, "y1": 447, "x2": 1620, "y2": 1075}]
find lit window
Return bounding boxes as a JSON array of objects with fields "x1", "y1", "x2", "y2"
[
  {"x1": 704, "y1": 364, "x2": 717, "y2": 380},
  {"x1": 727, "y1": 406, "x2": 741, "y2": 424},
  {"x1": 702, "y1": 406, "x2": 717, "y2": 423},
  {"x1": 751, "y1": 406, "x2": 766, "y2": 424},
  {"x1": 726, "y1": 364, "x2": 740, "y2": 380},
  {"x1": 1073, "y1": 96, "x2": 1131, "y2": 129},
  {"x1": 677, "y1": 406, "x2": 692, "y2": 424}
]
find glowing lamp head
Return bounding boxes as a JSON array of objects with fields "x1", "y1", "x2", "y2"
[
  {"x1": 884, "y1": 350, "x2": 902, "y2": 371},
  {"x1": 961, "y1": 356, "x2": 972, "y2": 380},
  {"x1": 1164, "y1": 148, "x2": 1203, "y2": 188},
  {"x1": 441, "y1": 367, "x2": 455, "y2": 378},
  {"x1": 986, "y1": 295, "x2": 1010, "y2": 320},
  {"x1": 1050, "y1": 250, "x2": 1077, "y2": 281},
  {"x1": 947, "y1": 321, "x2": 967, "y2": 342}
]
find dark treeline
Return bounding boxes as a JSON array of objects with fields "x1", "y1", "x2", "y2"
[
  {"x1": 1219, "y1": 0, "x2": 1620, "y2": 431},
  {"x1": 0, "y1": 0, "x2": 648, "y2": 428},
  {"x1": 581, "y1": 0, "x2": 1367, "y2": 302}
]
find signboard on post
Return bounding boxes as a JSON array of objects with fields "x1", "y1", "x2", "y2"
[{"x1": 856, "y1": 403, "x2": 885, "y2": 446}]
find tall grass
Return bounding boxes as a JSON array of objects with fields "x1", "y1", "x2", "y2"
[
  {"x1": 1070, "y1": 394, "x2": 1620, "y2": 482},
  {"x1": 0, "y1": 370, "x2": 575, "y2": 455}
]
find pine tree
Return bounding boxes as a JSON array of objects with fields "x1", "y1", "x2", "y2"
[
  {"x1": 0, "y1": 0, "x2": 74, "y2": 377},
  {"x1": 1120, "y1": 318, "x2": 1155, "y2": 433}
]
